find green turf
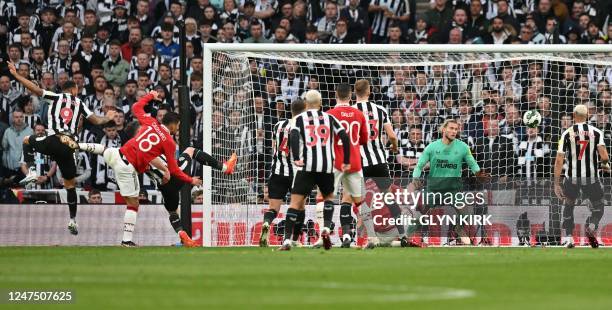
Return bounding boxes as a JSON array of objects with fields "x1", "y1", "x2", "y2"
[{"x1": 1, "y1": 247, "x2": 611, "y2": 310}]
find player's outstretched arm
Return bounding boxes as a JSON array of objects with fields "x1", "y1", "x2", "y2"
[
  {"x1": 7, "y1": 61, "x2": 43, "y2": 97},
  {"x1": 87, "y1": 109, "x2": 118, "y2": 125}
]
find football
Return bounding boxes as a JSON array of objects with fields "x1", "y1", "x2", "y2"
[{"x1": 523, "y1": 110, "x2": 542, "y2": 128}]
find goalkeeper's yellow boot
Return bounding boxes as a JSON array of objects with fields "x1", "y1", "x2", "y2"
[{"x1": 259, "y1": 222, "x2": 270, "y2": 247}]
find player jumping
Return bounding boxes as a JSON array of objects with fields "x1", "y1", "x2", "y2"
[
  {"x1": 74, "y1": 91, "x2": 202, "y2": 247},
  {"x1": 554, "y1": 105, "x2": 610, "y2": 248},
  {"x1": 8, "y1": 61, "x2": 117, "y2": 235}
]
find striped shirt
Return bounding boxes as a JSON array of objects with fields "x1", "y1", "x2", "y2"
[
  {"x1": 270, "y1": 119, "x2": 293, "y2": 177},
  {"x1": 127, "y1": 68, "x2": 159, "y2": 83},
  {"x1": 41, "y1": 90, "x2": 93, "y2": 137},
  {"x1": 558, "y1": 123, "x2": 606, "y2": 184},
  {"x1": 370, "y1": 0, "x2": 409, "y2": 37},
  {"x1": 354, "y1": 101, "x2": 391, "y2": 167},
  {"x1": 292, "y1": 109, "x2": 346, "y2": 173}
]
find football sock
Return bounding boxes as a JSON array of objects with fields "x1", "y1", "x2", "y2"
[
  {"x1": 122, "y1": 205, "x2": 139, "y2": 242},
  {"x1": 284, "y1": 208, "x2": 299, "y2": 241},
  {"x1": 169, "y1": 211, "x2": 183, "y2": 233},
  {"x1": 79, "y1": 143, "x2": 106, "y2": 155},
  {"x1": 587, "y1": 199, "x2": 604, "y2": 231},
  {"x1": 323, "y1": 200, "x2": 334, "y2": 229},
  {"x1": 292, "y1": 210, "x2": 305, "y2": 242},
  {"x1": 339, "y1": 202, "x2": 353, "y2": 238},
  {"x1": 193, "y1": 149, "x2": 223, "y2": 170},
  {"x1": 263, "y1": 209, "x2": 278, "y2": 225},
  {"x1": 67, "y1": 187, "x2": 77, "y2": 219},
  {"x1": 562, "y1": 202, "x2": 575, "y2": 236}
]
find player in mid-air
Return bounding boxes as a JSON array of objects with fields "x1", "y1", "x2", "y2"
[
  {"x1": 74, "y1": 90, "x2": 202, "y2": 246},
  {"x1": 7, "y1": 61, "x2": 117, "y2": 235},
  {"x1": 410, "y1": 119, "x2": 490, "y2": 245},
  {"x1": 279, "y1": 90, "x2": 351, "y2": 251},
  {"x1": 554, "y1": 105, "x2": 610, "y2": 248},
  {"x1": 318, "y1": 83, "x2": 368, "y2": 248},
  {"x1": 259, "y1": 99, "x2": 306, "y2": 247}
]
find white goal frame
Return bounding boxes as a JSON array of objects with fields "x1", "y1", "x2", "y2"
[{"x1": 202, "y1": 44, "x2": 612, "y2": 247}]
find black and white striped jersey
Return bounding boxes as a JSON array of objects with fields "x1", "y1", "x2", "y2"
[
  {"x1": 370, "y1": 0, "x2": 410, "y2": 37},
  {"x1": 130, "y1": 55, "x2": 162, "y2": 71},
  {"x1": 146, "y1": 154, "x2": 193, "y2": 186},
  {"x1": 354, "y1": 101, "x2": 391, "y2": 167},
  {"x1": 558, "y1": 122, "x2": 606, "y2": 183},
  {"x1": 127, "y1": 68, "x2": 159, "y2": 83},
  {"x1": 270, "y1": 119, "x2": 293, "y2": 177},
  {"x1": 43, "y1": 54, "x2": 72, "y2": 75},
  {"x1": 292, "y1": 109, "x2": 345, "y2": 173},
  {"x1": 24, "y1": 114, "x2": 41, "y2": 129},
  {"x1": 517, "y1": 136, "x2": 550, "y2": 179},
  {"x1": 41, "y1": 90, "x2": 93, "y2": 137}
]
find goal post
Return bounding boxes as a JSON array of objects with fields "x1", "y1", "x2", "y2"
[{"x1": 202, "y1": 44, "x2": 612, "y2": 247}]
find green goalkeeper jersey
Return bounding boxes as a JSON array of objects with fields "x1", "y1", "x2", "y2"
[{"x1": 412, "y1": 139, "x2": 481, "y2": 192}]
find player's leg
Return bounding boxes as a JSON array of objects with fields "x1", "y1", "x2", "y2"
[
  {"x1": 191, "y1": 147, "x2": 237, "y2": 174},
  {"x1": 584, "y1": 182, "x2": 605, "y2": 248},
  {"x1": 561, "y1": 179, "x2": 579, "y2": 248},
  {"x1": 339, "y1": 171, "x2": 364, "y2": 248},
  {"x1": 78, "y1": 142, "x2": 106, "y2": 154},
  {"x1": 316, "y1": 172, "x2": 336, "y2": 250},
  {"x1": 279, "y1": 171, "x2": 311, "y2": 251},
  {"x1": 260, "y1": 175, "x2": 289, "y2": 247},
  {"x1": 365, "y1": 164, "x2": 406, "y2": 241}
]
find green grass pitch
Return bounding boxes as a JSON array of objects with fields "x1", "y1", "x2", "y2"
[{"x1": 1, "y1": 247, "x2": 611, "y2": 309}]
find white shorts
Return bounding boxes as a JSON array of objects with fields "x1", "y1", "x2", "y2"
[
  {"x1": 334, "y1": 170, "x2": 364, "y2": 198},
  {"x1": 103, "y1": 148, "x2": 140, "y2": 198}
]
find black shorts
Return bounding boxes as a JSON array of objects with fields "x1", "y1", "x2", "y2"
[
  {"x1": 29, "y1": 135, "x2": 76, "y2": 179},
  {"x1": 157, "y1": 152, "x2": 193, "y2": 190},
  {"x1": 562, "y1": 179, "x2": 604, "y2": 202},
  {"x1": 267, "y1": 174, "x2": 292, "y2": 200},
  {"x1": 291, "y1": 171, "x2": 334, "y2": 197},
  {"x1": 362, "y1": 163, "x2": 392, "y2": 191}
]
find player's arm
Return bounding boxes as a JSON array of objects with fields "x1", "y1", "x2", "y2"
[
  {"x1": 150, "y1": 157, "x2": 170, "y2": 184},
  {"x1": 331, "y1": 116, "x2": 351, "y2": 166},
  {"x1": 6, "y1": 61, "x2": 44, "y2": 97},
  {"x1": 290, "y1": 117, "x2": 303, "y2": 166},
  {"x1": 553, "y1": 131, "x2": 568, "y2": 199},
  {"x1": 359, "y1": 113, "x2": 369, "y2": 145},
  {"x1": 463, "y1": 143, "x2": 481, "y2": 174},
  {"x1": 412, "y1": 144, "x2": 430, "y2": 178},
  {"x1": 131, "y1": 91, "x2": 159, "y2": 124},
  {"x1": 597, "y1": 131, "x2": 610, "y2": 172},
  {"x1": 381, "y1": 109, "x2": 398, "y2": 152},
  {"x1": 87, "y1": 109, "x2": 118, "y2": 125}
]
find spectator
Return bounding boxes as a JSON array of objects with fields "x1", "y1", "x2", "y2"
[
  {"x1": 92, "y1": 121, "x2": 121, "y2": 191},
  {"x1": 328, "y1": 18, "x2": 353, "y2": 43},
  {"x1": 532, "y1": 0, "x2": 555, "y2": 35},
  {"x1": 397, "y1": 126, "x2": 425, "y2": 177},
  {"x1": 496, "y1": 0, "x2": 520, "y2": 34},
  {"x1": 1, "y1": 109, "x2": 33, "y2": 178},
  {"x1": 439, "y1": 8, "x2": 473, "y2": 43},
  {"x1": 517, "y1": 126, "x2": 550, "y2": 179},
  {"x1": 135, "y1": 0, "x2": 155, "y2": 36},
  {"x1": 243, "y1": 20, "x2": 270, "y2": 43},
  {"x1": 192, "y1": 189, "x2": 204, "y2": 204},
  {"x1": 407, "y1": 15, "x2": 430, "y2": 43},
  {"x1": 468, "y1": 0, "x2": 488, "y2": 39},
  {"x1": 17, "y1": 96, "x2": 40, "y2": 129},
  {"x1": 340, "y1": 0, "x2": 369, "y2": 44},
  {"x1": 37, "y1": 7, "x2": 59, "y2": 57},
  {"x1": 155, "y1": 23, "x2": 181, "y2": 63},
  {"x1": 473, "y1": 118, "x2": 515, "y2": 181},
  {"x1": 87, "y1": 189, "x2": 102, "y2": 204},
  {"x1": 425, "y1": 0, "x2": 453, "y2": 40},
  {"x1": 103, "y1": 40, "x2": 130, "y2": 87},
  {"x1": 74, "y1": 33, "x2": 105, "y2": 75},
  {"x1": 386, "y1": 22, "x2": 407, "y2": 44},
  {"x1": 316, "y1": 1, "x2": 338, "y2": 43},
  {"x1": 368, "y1": 0, "x2": 410, "y2": 43}
]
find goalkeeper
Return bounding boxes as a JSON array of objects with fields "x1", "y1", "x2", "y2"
[{"x1": 409, "y1": 119, "x2": 489, "y2": 245}]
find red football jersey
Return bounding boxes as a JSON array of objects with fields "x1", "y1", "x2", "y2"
[
  {"x1": 119, "y1": 93, "x2": 193, "y2": 184},
  {"x1": 327, "y1": 104, "x2": 369, "y2": 172}
]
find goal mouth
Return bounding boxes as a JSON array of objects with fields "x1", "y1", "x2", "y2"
[{"x1": 202, "y1": 44, "x2": 612, "y2": 247}]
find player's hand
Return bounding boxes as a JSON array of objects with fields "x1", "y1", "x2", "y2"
[
  {"x1": 191, "y1": 176, "x2": 202, "y2": 186},
  {"x1": 149, "y1": 90, "x2": 160, "y2": 101},
  {"x1": 342, "y1": 164, "x2": 351, "y2": 172},
  {"x1": 35, "y1": 176, "x2": 47, "y2": 184},
  {"x1": 475, "y1": 170, "x2": 491, "y2": 184},
  {"x1": 390, "y1": 143, "x2": 399, "y2": 154},
  {"x1": 294, "y1": 160, "x2": 304, "y2": 167},
  {"x1": 554, "y1": 183, "x2": 565, "y2": 200},
  {"x1": 105, "y1": 109, "x2": 118, "y2": 121},
  {"x1": 161, "y1": 170, "x2": 170, "y2": 185},
  {"x1": 7, "y1": 61, "x2": 17, "y2": 76}
]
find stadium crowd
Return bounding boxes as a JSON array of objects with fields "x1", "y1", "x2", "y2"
[{"x1": 0, "y1": 0, "x2": 611, "y2": 203}]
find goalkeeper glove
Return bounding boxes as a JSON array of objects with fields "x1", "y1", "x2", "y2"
[{"x1": 475, "y1": 170, "x2": 491, "y2": 184}]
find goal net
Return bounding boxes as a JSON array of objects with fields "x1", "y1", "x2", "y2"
[{"x1": 203, "y1": 44, "x2": 612, "y2": 247}]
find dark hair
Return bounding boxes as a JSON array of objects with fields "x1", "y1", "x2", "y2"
[
  {"x1": 161, "y1": 23, "x2": 174, "y2": 32},
  {"x1": 88, "y1": 189, "x2": 101, "y2": 197},
  {"x1": 104, "y1": 120, "x2": 117, "y2": 129},
  {"x1": 162, "y1": 111, "x2": 180, "y2": 125},
  {"x1": 291, "y1": 98, "x2": 306, "y2": 116},
  {"x1": 335, "y1": 84, "x2": 351, "y2": 100},
  {"x1": 126, "y1": 79, "x2": 137, "y2": 85},
  {"x1": 62, "y1": 81, "x2": 77, "y2": 91}
]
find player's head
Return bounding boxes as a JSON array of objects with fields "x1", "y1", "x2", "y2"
[
  {"x1": 162, "y1": 111, "x2": 181, "y2": 134},
  {"x1": 440, "y1": 119, "x2": 459, "y2": 141},
  {"x1": 335, "y1": 84, "x2": 351, "y2": 103},
  {"x1": 573, "y1": 104, "x2": 588, "y2": 122},
  {"x1": 291, "y1": 98, "x2": 306, "y2": 118},
  {"x1": 354, "y1": 79, "x2": 370, "y2": 99},
  {"x1": 61, "y1": 81, "x2": 78, "y2": 96},
  {"x1": 304, "y1": 90, "x2": 322, "y2": 110}
]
